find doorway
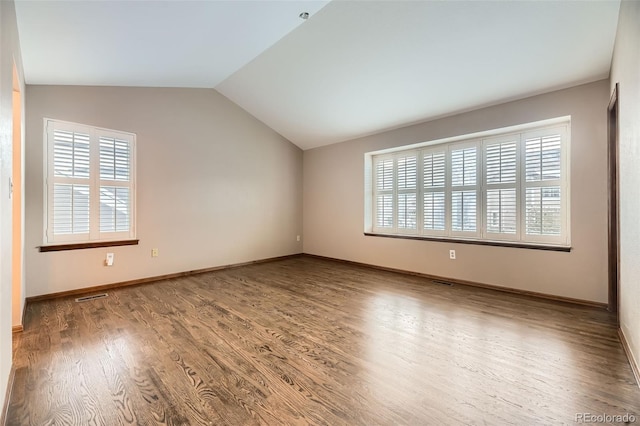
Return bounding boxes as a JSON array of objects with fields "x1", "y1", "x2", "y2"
[{"x1": 608, "y1": 83, "x2": 620, "y2": 323}]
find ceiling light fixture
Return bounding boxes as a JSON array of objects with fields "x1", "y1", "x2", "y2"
[{"x1": 299, "y1": 12, "x2": 309, "y2": 20}]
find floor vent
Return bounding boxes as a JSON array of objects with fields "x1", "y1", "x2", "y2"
[
  {"x1": 75, "y1": 293, "x2": 108, "y2": 303},
  {"x1": 432, "y1": 280, "x2": 453, "y2": 287}
]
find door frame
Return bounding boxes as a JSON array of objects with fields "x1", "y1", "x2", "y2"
[{"x1": 607, "y1": 83, "x2": 620, "y2": 321}]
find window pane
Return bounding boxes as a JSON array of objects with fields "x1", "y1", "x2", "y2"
[
  {"x1": 376, "y1": 159, "x2": 393, "y2": 191},
  {"x1": 451, "y1": 147, "x2": 476, "y2": 187},
  {"x1": 100, "y1": 186, "x2": 131, "y2": 232},
  {"x1": 525, "y1": 134, "x2": 561, "y2": 182},
  {"x1": 53, "y1": 130, "x2": 90, "y2": 179},
  {"x1": 397, "y1": 155, "x2": 417, "y2": 190},
  {"x1": 53, "y1": 183, "x2": 90, "y2": 234},
  {"x1": 526, "y1": 186, "x2": 561, "y2": 235},
  {"x1": 398, "y1": 193, "x2": 417, "y2": 230},
  {"x1": 424, "y1": 192, "x2": 445, "y2": 231},
  {"x1": 424, "y1": 151, "x2": 445, "y2": 188},
  {"x1": 486, "y1": 188, "x2": 517, "y2": 234},
  {"x1": 486, "y1": 141, "x2": 516, "y2": 184},
  {"x1": 100, "y1": 137, "x2": 131, "y2": 181},
  {"x1": 376, "y1": 194, "x2": 393, "y2": 228},
  {"x1": 451, "y1": 190, "x2": 476, "y2": 232}
]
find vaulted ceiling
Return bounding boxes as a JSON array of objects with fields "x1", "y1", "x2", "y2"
[{"x1": 15, "y1": 0, "x2": 620, "y2": 150}]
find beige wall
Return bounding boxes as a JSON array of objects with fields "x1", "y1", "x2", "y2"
[
  {"x1": 12, "y1": 78, "x2": 23, "y2": 328},
  {"x1": 25, "y1": 86, "x2": 303, "y2": 297},
  {"x1": 0, "y1": 0, "x2": 24, "y2": 411},
  {"x1": 610, "y1": 0, "x2": 640, "y2": 373},
  {"x1": 303, "y1": 80, "x2": 609, "y2": 303}
]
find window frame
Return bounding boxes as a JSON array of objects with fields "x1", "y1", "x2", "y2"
[
  {"x1": 365, "y1": 117, "x2": 571, "y2": 249},
  {"x1": 42, "y1": 118, "x2": 137, "y2": 246}
]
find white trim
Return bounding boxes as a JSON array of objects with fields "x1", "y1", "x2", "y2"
[{"x1": 368, "y1": 116, "x2": 571, "y2": 156}]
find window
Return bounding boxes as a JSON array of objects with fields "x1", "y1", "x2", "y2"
[
  {"x1": 44, "y1": 119, "x2": 136, "y2": 245},
  {"x1": 366, "y1": 118, "x2": 570, "y2": 247}
]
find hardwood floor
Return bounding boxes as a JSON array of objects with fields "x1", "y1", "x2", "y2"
[{"x1": 6, "y1": 256, "x2": 640, "y2": 425}]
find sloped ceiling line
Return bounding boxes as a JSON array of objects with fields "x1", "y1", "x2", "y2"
[{"x1": 15, "y1": 0, "x2": 620, "y2": 150}]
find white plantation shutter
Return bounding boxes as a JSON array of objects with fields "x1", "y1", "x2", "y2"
[
  {"x1": 423, "y1": 150, "x2": 446, "y2": 232},
  {"x1": 100, "y1": 186, "x2": 131, "y2": 233},
  {"x1": 397, "y1": 154, "x2": 417, "y2": 231},
  {"x1": 450, "y1": 145, "x2": 478, "y2": 234},
  {"x1": 100, "y1": 136, "x2": 131, "y2": 181},
  {"x1": 372, "y1": 153, "x2": 418, "y2": 233},
  {"x1": 525, "y1": 134, "x2": 561, "y2": 181},
  {"x1": 45, "y1": 119, "x2": 136, "y2": 244},
  {"x1": 398, "y1": 193, "x2": 417, "y2": 230},
  {"x1": 486, "y1": 141, "x2": 517, "y2": 184},
  {"x1": 486, "y1": 189, "x2": 517, "y2": 233},
  {"x1": 451, "y1": 147, "x2": 477, "y2": 187},
  {"x1": 525, "y1": 187, "x2": 561, "y2": 235},
  {"x1": 50, "y1": 127, "x2": 92, "y2": 237},
  {"x1": 523, "y1": 128, "x2": 565, "y2": 242},
  {"x1": 376, "y1": 194, "x2": 393, "y2": 228},
  {"x1": 53, "y1": 129, "x2": 90, "y2": 178},
  {"x1": 484, "y1": 138, "x2": 518, "y2": 237},
  {"x1": 53, "y1": 184, "x2": 90, "y2": 234},
  {"x1": 99, "y1": 134, "x2": 133, "y2": 234},
  {"x1": 374, "y1": 157, "x2": 394, "y2": 229},
  {"x1": 369, "y1": 119, "x2": 569, "y2": 246}
]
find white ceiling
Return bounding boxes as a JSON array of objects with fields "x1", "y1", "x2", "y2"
[
  {"x1": 15, "y1": 0, "x2": 330, "y2": 88},
  {"x1": 16, "y1": 1, "x2": 620, "y2": 150}
]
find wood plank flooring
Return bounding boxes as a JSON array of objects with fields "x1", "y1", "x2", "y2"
[{"x1": 6, "y1": 256, "x2": 640, "y2": 425}]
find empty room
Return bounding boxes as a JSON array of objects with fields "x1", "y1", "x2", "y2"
[{"x1": 1, "y1": 0, "x2": 639, "y2": 424}]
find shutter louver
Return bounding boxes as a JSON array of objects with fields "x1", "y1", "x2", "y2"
[
  {"x1": 424, "y1": 152, "x2": 445, "y2": 188},
  {"x1": 100, "y1": 137, "x2": 131, "y2": 181},
  {"x1": 486, "y1": 142, "x2": 516, "y2": 184},
  {"x1": 485, "y1": 140, "x2": 518, "y2": 236},
  {"x1": 424, "y1": 151, "x2": 445, "y2": 231},
  {"x1": 53, "y1": 130, "x2": 90, "y2": 179},
  {"x1": 52, "y1": 129, "x2": 91, "y2": 236},
  {"x1": 451, "y1": 147, "x2": 476, "y2": 186},
  {"x1": 452, "y1": 190, "x2": 477, "y2": 232},
  {"x1": 525, "y1": 132, "x2": 562, "y2": 237},
  {"x1": 486, "y1": 188, "x2": 517, "y2": 234},
  {"x1": 375, "y1": 158, "x2": 394, "y2": 229},
  {"x1": 424, "y1": 192, "x2": 445, "y2": 231},
  {"x1": 451, "y1": 147, "x2": 477, "y2": 233},
  {"x1": 53, "y1": 184, "x2": 90, "y2": 234},
  {"x1": 398, "y1": 193, "x2": 417, "y2": 229},
  {"x1": 397, "y1": 154, "x2": 417, "y2": 230},
  {"x1": 376, "y1": 194, "x2": 393, "y2": 228},
  {"x1": 100, "y1": 187, "x2": 130, "y2": 232},
  {"x1": 526, "y1": 186, "x2": 561, "y2": 235},
  {"x1": 376, "y1": 159, "x2": 393, "y2": 191},
  {"x1": 99, "y1": 135, "x2": 132, "y2": 234},
  {"x1": 525, "y1": 135, "x2": 561, "y2": 182},
  {"x1": 397, "y1": 155, "x2": 417, "y2": 190}
]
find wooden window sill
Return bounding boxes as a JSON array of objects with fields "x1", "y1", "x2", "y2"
[
  {"x1": 364, "y1": 233, "x2": 571, "y2": 252},
  {"x1": 39, "y1": 239, "x2": 139, "y2": 252}
]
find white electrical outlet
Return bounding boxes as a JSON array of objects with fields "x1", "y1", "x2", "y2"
[
  {"x1": 152, "y1": 248, "x2": 159, "y2": 257},
  {"x1": 296, "y1": 235, "x2": 301, "y2": 242},
  {"x1": 449, "y1": 250, "x2": 456, "y2": 260},
  {"x1": 106, "y1": 252, "x2": 114, "y2": 266}
]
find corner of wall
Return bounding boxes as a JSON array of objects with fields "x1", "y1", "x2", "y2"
[{"x1": 610, "y1": 0, "x2": 640, "y2": 380}]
